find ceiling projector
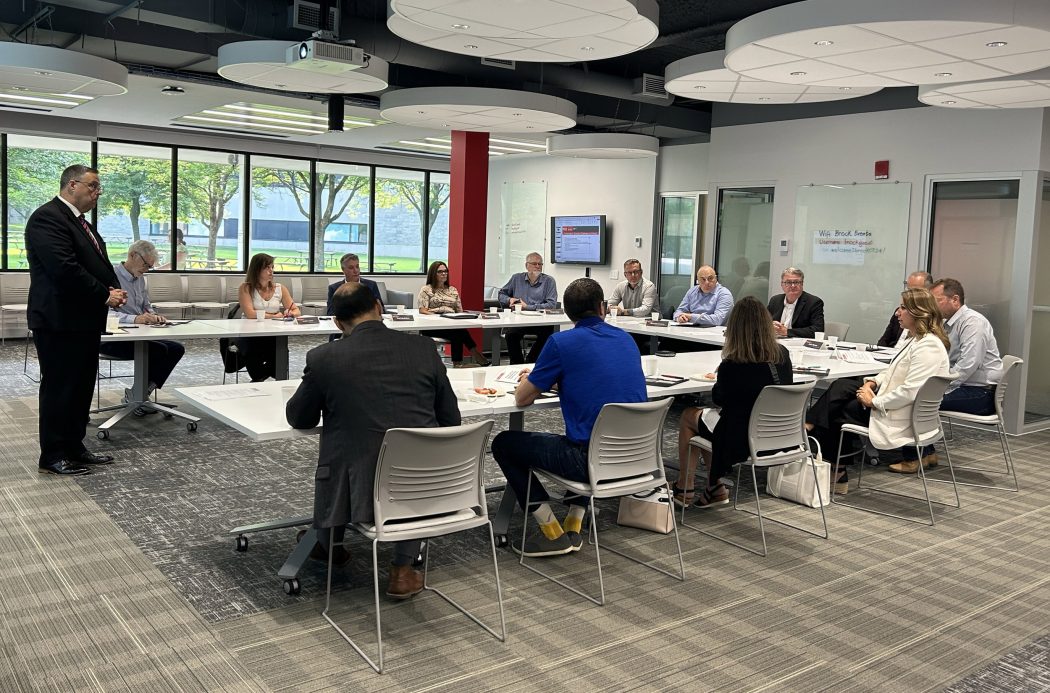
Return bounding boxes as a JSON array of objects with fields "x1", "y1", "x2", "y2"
[{"x1": 286, "y1": 40, "x2": 368, "y2": 74}]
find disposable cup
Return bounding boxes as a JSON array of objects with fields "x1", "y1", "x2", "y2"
[
  {"x1": 472, "y1": 370, "x2": 486, "y2": 389},
  {"x1": 256, "y1": 310, "x2": 265, "y2": 322},
  {"x1": 642, "y1": 356, "x2": 658, "y2": 377},
  {"x1": 106, "y1": 315, "x2": 121, "y2": 332},
  {"x1": 827, "y1": 335, "x2": 839, "y2": 350},
  {"x1": 514, "y1": 304, "x2": 523, "y2": 313},
  {"x1": 489, "y1": 306, "x2": 498, "y2": 314},
  {"x1": 814, "y1": 331, "x2": 825, "y2": 341},
  {"x1": 651, "y1": 312, "x2": 660, "y2": 321}
]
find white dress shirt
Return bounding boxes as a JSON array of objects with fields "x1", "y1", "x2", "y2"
[
  {"x1": 945, "y1": 304, "x2": 1003, "y2": 391},
  {"x1": 780, "y1": 299, "x2": 796, "y2": 329}
]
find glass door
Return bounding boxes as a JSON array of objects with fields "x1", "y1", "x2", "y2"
[
  {"x1": 1024, "y1": 177, "x2": 1050, "y2": 425},
  {"x1": 714, "y1": 187, "x2": 775, "y2": 301},
  {"x1": 654, "y1": 193, "x2": 703, "y2": 318}
]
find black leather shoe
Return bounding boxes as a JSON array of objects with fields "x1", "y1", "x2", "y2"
[
  {"x1": 73, "y1": 451, "x2": 114, "y2": 465},
  {"x1": 39, "y1": 459, "x2": 91, "y2": 476}
]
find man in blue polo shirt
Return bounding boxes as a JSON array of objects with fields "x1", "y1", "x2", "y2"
[{"x1": 492, "y1": 277, "x2": 647, "y2": 557}]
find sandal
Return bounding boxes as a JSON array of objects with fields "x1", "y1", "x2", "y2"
[
  {"x1": 831, "y1": 468, "x2": 849, "y2": 495},
  {"x1": 694, "y1": 482, "x2": 730, "y2": 508},
  {"x1": 671, "y1": 485, "x2": 694, "y2": 507}
]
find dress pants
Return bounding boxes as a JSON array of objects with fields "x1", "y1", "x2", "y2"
[
  {"x1": 807, "y1": 381, "x2": 924, "y2": 462},
  {"x1": 941, "y1": 385, "x2": 995, "y2": 415},
  {"x1": 424, "y1": 327, "x2": 477, "y2": 363},
  {"x1": 99, "y1": 339, "x2": 185, "y2": 389},
  {"x1": 322, "y1": 524, "x2": 422, "y2": 565},
  {"x1": 33, "y1": 328, "x2": 101, "y2": 466},
  {"x1": 492, "y1": 430, "x2": 590, "y2": 512},
  {"x1": 503, "y1": 326, "x2": 554, "y2": 364},
  {"x1": 242, "y1": 336, "x2": 277, "y2": 382}
]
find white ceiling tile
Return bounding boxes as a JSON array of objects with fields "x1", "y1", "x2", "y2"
[
  {"x1": 539, "y1": 14, "x2": 631, "y2": 39},
  {"x1": 757, "y1": 25, "x2": 901, "y2": 58},
  {"x1": 742, "y1": 59, "x2": 863, "y2": 84},
  {"x1": 734, "y1": 81, "x2": 808, "y2": 94},
  {"x1": 808, "y1": 73, "x2": 911, "y2": 88},
  {"x1": 993, "y1": 97, "x2": 1050, "y2": 108},
  {"x1": 411, "y1": 10, "x2": 509, "y2": 37},
  {"x1": 939, "y1": 79, "x2": 1029, "y2": 95},
  {"x1": 924, "y1": 25, "x2": 1050, "y2": 60},
  {"x1": 725, "y1": 44, "x2": 800, "y2": 71},
  {"x1": 794, "y1": 92, "x2": 857, "y2": 103},
  {"x1": 978, "y1": 50, "x2": 1050, "y2": 74},
  {"x1": 859, "y1": 20, "x2": 1005, "y2": 43},
  {"x1": 422, "y1": 34, "x2": 518, "y2": 57},
  {"x1": 967, "y1": 83, "x2": 1050, "y2": 104},
  {"x1": 831, "y1": 44, "x2": 954, "y2": 72},
  {"x1": 880, "y1": 61, "x2": 1009, "y2": 84}
]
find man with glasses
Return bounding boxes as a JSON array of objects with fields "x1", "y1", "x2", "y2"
[
  {"x1": 99, "y1": 240, "x2": 186, "y2": 416},
  {"x1": 26, "y1": 164, "x2": 126, "y2": 475},
  {"x1": 498, "y1": 252, "x2": 558, "y2": 364},
  {"x1": 767, "y1": 267, "x2": 824, "y2": 338},
  {"x1": 608, "y1": 258, "x2": 658, "y2": 317}
]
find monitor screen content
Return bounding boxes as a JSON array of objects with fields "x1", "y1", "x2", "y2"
[{"x1": 551, "y1": 214, "x2": 607, "y2": 265}]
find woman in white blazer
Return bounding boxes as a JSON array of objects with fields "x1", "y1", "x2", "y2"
[{"x1": 808, "y1": 288, "x2": 950, "y2": 490}]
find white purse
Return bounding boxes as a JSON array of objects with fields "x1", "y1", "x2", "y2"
[{"x1": 766, "y1": 436, "x2": 831, "y2": 508}]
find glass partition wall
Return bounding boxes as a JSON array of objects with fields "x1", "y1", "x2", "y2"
[
  {"x1": 655, "y1": 193, "x2": 703, "y2": 318},
  {"x1": 714, "y1": 187, "x2": 774, "y2": 302}
]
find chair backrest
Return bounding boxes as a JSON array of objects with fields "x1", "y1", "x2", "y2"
[
  {"x1": 273, "y1": 275, "x2": 302, "y2": 303},
  {"x1": 0, "y1": 273, "x2": 31, "y2": 304},
  {"x1": 912, "y1": 375, "x2": 953, "y2": 440},
  {"x1": 224, "y1": 276, "x2": 244, "y2": 303},
  {"x1": 994, "y1": 355, "x2": 1023, "y2": 419},
  {"x1": 372, "y1": 420, "x2": 494, "y2": 533},
  {"x1": 145, "y1": 273, "x2": 186, "y2": 302},
  {"x1": 373, "y1": 280, "x2": 389, "y2": 304},
  {"x1": 185, "y1": 274, "x2": 223, "y2": 303},
  {"x1": 824, "y1": 321, "x2": 850, "y2": 340},
  {"x1": 586, "y1": 398, "x2": 673, "y2": 488},
  {"x1": 299, "y1": 276, "x2": 331, "y2": 303},
  {"x1": 747, "y1": 382, "x2": 816, "y2": 463}
]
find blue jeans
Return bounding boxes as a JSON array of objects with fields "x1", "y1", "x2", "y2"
[
  {"x1": 492, "y1": 430, "x2": 589, "y2": 512},
  {"x1": 941, "y1": 385, "x2": 995, "y2": 416}
]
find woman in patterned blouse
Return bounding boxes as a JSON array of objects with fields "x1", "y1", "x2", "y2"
[{"x1": 417, "y1": 260, "x2": 490, "y2": 367}]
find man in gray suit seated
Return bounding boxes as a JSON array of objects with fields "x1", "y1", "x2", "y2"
[{"x1": 286, "y1": 282, "x2": 461, "y2": 599}]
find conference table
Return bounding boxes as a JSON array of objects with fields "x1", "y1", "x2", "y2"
[{"x1": 174, "y1": 346, "x2": 887, "y2": 594}]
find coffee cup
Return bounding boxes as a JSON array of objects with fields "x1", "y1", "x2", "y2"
[
  {"x1": 514, "y1": 304, "x2": 523, "y2": 313},
  {"x1": 256, "y1": 310, "x2": 265, "y2": 322},
  {"x1": 814, "y1": 331, "x2": 825, "y2": 342},
  {"x1": 642, "y1": 356, "x2": 658, "y2": 377},
  {"x1": 489, "y1": 306, "x2": 498, "y2": 314},
  {"x1": 472, "y1": 370, "x2": 486, "y2": 389},
  {"x1": 395, "y1": 305, "x2": 405, "y2": 314},
  {"x1": 651, "y1": 312, "x2": 660, "y2": 322},
  {"x1": 827, "y1": 335, "x2": 839, "y2": 350},
  {"x1": 106, "y1": 315, "x2": 121, "y2": 332}
]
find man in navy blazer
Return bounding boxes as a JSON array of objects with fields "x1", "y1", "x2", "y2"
[
  {"x1": 766, "y1": 267, "x2": 825, "y2": 338},
  {"x1": 26, "y1": 165, "x2": 127, "y2": 475},
  {"x1": 326, "y1": 252, "x2": 382, "y2": 314}
]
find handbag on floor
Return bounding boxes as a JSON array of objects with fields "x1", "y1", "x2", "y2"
[
  {"x1": 616, "y1": 487, "x2": 674, "y2": 534},
  {"x1": 766, "y1": 436, "x2": 831, "y2": 508}
]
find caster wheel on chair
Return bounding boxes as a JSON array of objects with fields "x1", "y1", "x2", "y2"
[
  {"x1": 187, "y1": 422, "x2": 197, "y2": 432},
  {"x1": 163, "y1": 412, "x2": 173, "y2": 420},
  {"x1": 97, "y1": 430, "x2": 109, "y2": 441},
  {"x1": 283, "y1": 578, "x2": 301, "y2": 595},
  {"x1": 495, "y1": 534, "x2": 509, "y2": 548},
  {"x1": 235, "y1": 535, "x2": 248, "y2": 552}
]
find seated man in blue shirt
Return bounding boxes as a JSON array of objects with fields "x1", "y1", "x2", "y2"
[
  {"x1": 498, "y1": 252, "x2": 559, "y2": 364},
  {"x1": 98, "y1": 240, "x2": 185, "y2": 416},
  {"x1": 664, "y1": 265, "x2": 734, "y2": 353},
  {"x1": 492, "y1": 277, "x2": 647, "y2": 557}
]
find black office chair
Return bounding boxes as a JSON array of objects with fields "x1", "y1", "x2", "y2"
[{"x1": 219, "y1": 304, "x2": 248, "y2": 383}]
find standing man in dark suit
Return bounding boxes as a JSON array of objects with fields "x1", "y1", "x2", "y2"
[
  {"x1": 26, "y1": 165, "x2": 127, "y2": 476},
  {"x1": 767, "y1": 267, "x2": 824, "y2": 338},
  {"x1": 287, "y1": 282, "x2": 460, "y2": 599}
]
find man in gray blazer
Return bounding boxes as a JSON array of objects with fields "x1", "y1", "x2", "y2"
[{"x1": 286, "y1": 283, "x2": 461, "y2": 599}]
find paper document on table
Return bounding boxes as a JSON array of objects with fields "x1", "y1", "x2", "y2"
[
  {"x1": 494, "y1": 367, "x2": 524, "y2": 385},
  {"x1": 840, "y1": 351, "x2": 877, "y2": 364},
  {"x1": 199, "y1": 386, "x2": 270, "y2": 401}
]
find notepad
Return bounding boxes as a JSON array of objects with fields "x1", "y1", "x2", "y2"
[{"x1": 199, "y1": 387, "x2": 269, "y2": 401}]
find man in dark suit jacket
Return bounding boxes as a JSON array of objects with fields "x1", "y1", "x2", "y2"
[
  {"x1": 325, "y1": 252, "x2": 382, "y2": 342},
  {"x1": 767, "y1": 267, "x2": 825, "y2": 338},
  {"x1": 26, "y1": 165, "x2": 127, "y2": 475},
  {"x1": 287, "y1": 282, "x2": 460, "y2": 599}
]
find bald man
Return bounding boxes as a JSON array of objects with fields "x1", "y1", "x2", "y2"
[{"x1": 672, "y1": 265, "x2": 733, "y2": 326}]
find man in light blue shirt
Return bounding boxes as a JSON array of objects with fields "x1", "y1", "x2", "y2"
[
  {"x1": 673, "y1": 265, "x2": 733, "y2": 326},
  {"x1": 931, "y1": 278, "x2": 1003, "y2": 415},
  {"x1": 498, "y1": 252, "x2": 559, "y2": 364},
  {"x1": 99, "y1": 240, "x2": 185, "y2": 415}
]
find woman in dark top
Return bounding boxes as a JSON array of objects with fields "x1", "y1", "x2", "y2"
[{"x1": 671, "y1": 296, "x2": 793, "y2": 507}]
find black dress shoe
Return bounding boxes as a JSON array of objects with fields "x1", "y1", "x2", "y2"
[
  {"x1": 73, "y1": 451, "x2": 114, "y2": 465},
  {"x1": 296, "y1": 529, "x2": 350, "y2": 566},
  {"x1": 39, "y1": 459, "x2": 91, "y2": 476}
]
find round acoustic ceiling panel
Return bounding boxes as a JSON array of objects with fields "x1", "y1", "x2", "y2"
[
  {"x1": 380, "y1": 87, "x2": 576, "y2": 133},
  {"x1": 546, "y1": 133, "x2": 659, "y2": 159},
  {"x1": 0, "y1": 43, "x2": 127, "y2": 96},
  {"x1": 919, "y1": 66, "x2": 1050, "y2": 108},
  {"x1": 725, "y1": 0, "x2": 1050, "y2": 88},
  {"x1": 387, "y1": 0, "x2": 658, "y2": 62},
  {"x1": 664, "y1": 51, "x2": 880, "y2": 104},
  {"x1": 218, "y1": 40, "x2": 389, "y2": 94}
]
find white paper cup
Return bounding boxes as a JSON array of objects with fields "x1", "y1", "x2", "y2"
[
  {"x1": 106, "y1": 315, "x2": 121, "y2": 332},
  {"x1": 651, "y1": 312, "x2": 660, "y2": 321},
  {"x1": 256, "y1": 310, "x2": 265, "y2": 322},
  {"x1": 472, "y1": 370, "x2": 486, "y2": 389},
  {"x1": 514, "y1": 304, "x2": 523, "y2": 313},
  {"x1": 395, "y1": 305, "x2": 405, "y2": 314},
  {"x1": 489, "y1": 306, "x2": 498, "y2": 314},
  {"x1": 827, "y1": 335, "x2": 839, "y2": 350},
  {"x1": 814, "y1": 331, "x2": 825, "y2": 341},
  {"x1": 642, "y1": 356, "x2": 658, "y2": 377}
]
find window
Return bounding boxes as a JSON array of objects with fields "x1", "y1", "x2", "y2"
[
  {"x1": 715, "y1": 187, "x2": 775, "y2": 302},
  {"x1": 97, "y1": 142, "x2": 173, "y2": 268},
  {"x1": 177, "y1": 149, "x2": 245, "y2": 272},
  {"x1": 655, "y1": 194, "x2": 702, "y2": 317},
  {"x1": 6, "y1": 134, "x2": 91, "y2": 269},
  {"x1": 374, "y1": 167, "x2": 426, "y2": 273},
  {"x1": 316, "y1": 162, "x2": 370, "y2": 272},
  {"x1": 250, "y1": 155, "x2": 311, "y2": 273},
  {"x1": 427, "y1": 172, "x2": 452, "y2": 266}
]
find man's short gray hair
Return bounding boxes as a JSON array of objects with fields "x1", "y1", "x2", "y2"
[
  {"x1": 909, "y1": 270, "x2": 932, "y2": 288},
  {"x1": 781, "y1": 267, "x2": 804, "y2": 281},
  {"x1": 128, "y1": 239, "x2": 157, "y2": 262},
  {"x1": 525, "y1": 252, "x2": 543, "y2": 264}
]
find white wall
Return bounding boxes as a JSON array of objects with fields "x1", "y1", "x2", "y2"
[
  {"x1": 485, "y1": 153, "x2": 658, "y2": 299},
  {"x1": 657, "y1": 142, "x2": 709, "y2": 193}
]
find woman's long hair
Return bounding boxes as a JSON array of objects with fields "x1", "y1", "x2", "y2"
[
  {"x1": 426, "y1": 261, "x2": 448, "y2": 290},
  {"x1": 722, "y1": 296, "x2": 781, "y2": 364},
  {"x1": 901, "y1": 287, "x2": 950, "y2": 351},
  {"x1": 244, "y1": 253, "x2": 274, "y2": 292}
]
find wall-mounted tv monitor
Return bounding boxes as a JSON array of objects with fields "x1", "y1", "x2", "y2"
[{"x1": 550, "y1": 214, "x2": 608, "y2": 265}]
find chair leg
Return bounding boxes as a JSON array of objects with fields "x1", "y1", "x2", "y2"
[
  {"x1": 421, "y1": 532, "x2": 507, "y2": 642},
  {"x1": 933, "y1": 420, "x2": 1018, "y2": 492},
  {"x1": 321, "y1": 528, "x2": 385, "y2": 673}
]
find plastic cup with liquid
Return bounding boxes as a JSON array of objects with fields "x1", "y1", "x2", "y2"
[
  {"x1": 256, "y1": 310, "x2": 265, "y2": 322},
  {"x1": 472, "y1": 370, "x2": 486, "y2": 389},
  {"x1": 651, "y1": 312, "x2": 660, "y2": 322},
  {"x1": 642, "y1": 355, "x2": 658, "y2": 377},
  {"x1": 489, "y1": 306, "x2": 498, "y2": 314},
  {"x1": 827, "y1": 335, "x2": 839, "y2": 351},
  {"x1": 514, "y1": 304, "x2": 523, "y2": 313}
]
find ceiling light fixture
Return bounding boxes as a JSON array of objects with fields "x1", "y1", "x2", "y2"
[
  {"x1": 465, "y1": 44, "x2": 478, "y2": 49},
  {"x1": 943, "y1": 100, "x2": 956, "y2": 104},
  {"x1": 814, "y1": 40, "x2": 834, "y2": 46},
  {"x1": 934, "y1": 72, "x2": 953, "y2": 77},
  {"x1": 218, "y1": 40, "x2": 389, "y2": 93},
  {"x1": 986, "y1": 41, "x2": 1008, "y2": 47},
  {"x1": 451, "y1": 23, "x2": 470, "y2": 30},
  {"x1": 790, "y1": 71, "x2": 807, "y2": 76},
  {"x1": 489, "y1": 138, "x2": 546, "y2": 148},
  {"x1": 0, "y1": 43, "x2": 127, "y2": 97},
  {"x1": 161, "y1": 85, "x2": 185, "y2": 96}
]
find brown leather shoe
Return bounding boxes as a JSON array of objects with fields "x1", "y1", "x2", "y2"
[
  {"x1": 386, "y1": 564, "x2": 424, "y2": 600},
  {"x1": 889, "y1": 454, "x2": 938, "y2": 474},
  {"x1": 923, "y1": 453, "x2": 938, "y2": 468}
]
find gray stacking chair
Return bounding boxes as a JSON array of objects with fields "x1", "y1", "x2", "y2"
[
  {"x1": 186, "y1": 275, "x2": 228, "y2": 318},
  {"x1": 833, "y1": 375, "x2": 959, "y2": 525},
  {"x1": 684, "y1": 382, "x2": 827, "y2": 557},
  {"x1": 298, "y1": 276, "x2": 332, "y2": 315},
  {"x1": 323, "y1": 420, "x2": 505, "y2": 674},
  {"x1": 938, "y1": 356, "x2": 1022, "y2": 492},
  {"x1": 520, "y1": 398, "x2": 683, "y2": 606},
  {"x1": 146, "y1": 274, "x2": 191, "y2": 318},
  {"x1": 824, "y1": 321, "x2": 850, "y2": 340}
]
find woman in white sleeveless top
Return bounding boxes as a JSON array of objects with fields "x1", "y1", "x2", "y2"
[{"x1": 236, "y1": 253, "x2": 300, "y2": 381}]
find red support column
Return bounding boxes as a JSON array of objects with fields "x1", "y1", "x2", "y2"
[{"x1": 447, "y1": 130, "x2": 489, "y2": 313}]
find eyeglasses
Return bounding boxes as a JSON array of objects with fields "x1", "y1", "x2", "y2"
[
  {"x1": 73, "y1": 179, "x2": 103, "y2": 193},
  {"x1": 135, "y1": 252, "x2": 155, "y2": 271},
  {"x1": 781, "y1": 280, "x2": 803, "y2": 287},
  {"x1": 526, "y1": 261, "x2": 543, "y2": 267},
  {"x1": 624, "y1": 269, "x2": 642, "y2": 276},
  {"x1": 436, "y1": 269, "x2": 449, "y2": 274}
]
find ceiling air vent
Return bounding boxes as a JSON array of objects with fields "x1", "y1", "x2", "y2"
[
  {"x1": 633, "y1": 73, "x2": 671, "y2": 102},
  {"x1": 289, "y1": 0, "x2": 340, "y2": 32},
  {"x1": 481, "y1": 57, "x2": 516, "y2": 70}
]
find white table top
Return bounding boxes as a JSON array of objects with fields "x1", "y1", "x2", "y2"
[
  {"x1": 174, "y1": 348, "x2": 886, "y2": 441},
  {"x1": 615, "y1": 316, "x2": 726, "y2": 345}
]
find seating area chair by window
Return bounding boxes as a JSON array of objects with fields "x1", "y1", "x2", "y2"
[{"x1": 824, "y1": 321, "x2": 850, "y2": 340}]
